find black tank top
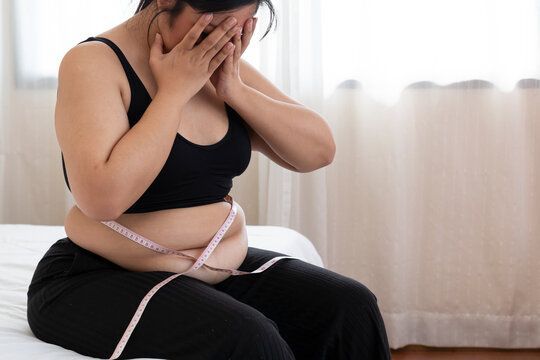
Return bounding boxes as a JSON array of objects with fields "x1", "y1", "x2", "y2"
[{"x1": 61, "y1": 36, "x2": 251, "y2": 213}]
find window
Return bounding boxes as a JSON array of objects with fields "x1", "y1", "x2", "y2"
[
  {"x1": 321, "y1": 0, "x2": 540, "y2": 102},
  {"x1": 13, "y1": 0, "x2": 133, "y2": 88}
]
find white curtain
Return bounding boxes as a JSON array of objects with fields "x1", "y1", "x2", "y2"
[
  {"x1": 253, "y1": 0, "x2": 540, "y2": 349},
  {"x1": 1, "y1": 0, "x2": 539, "y2": 349},
  {"x1": 0, "y1": 0, "x2": 134, "y2": 224}
]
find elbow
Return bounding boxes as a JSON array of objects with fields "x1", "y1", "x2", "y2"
[
  {"x1": 73, "y1": 187, "x2": 122, "y2": 221},
  {"x1": 91, "y1": 193, "x2": 122, "y2": 221},
  {"x1": 323, "y1": 137, "x2": 336, "y2": 166},
  {"x1": 305, "y1": 138, "x2": 336, "y2": 172},
  {"x1": 308, "y1": 122, "x2": 336, "y2": 172},
  {"x1": 79, "y1": 201, "x2": 121, "y2": 222},
  {"x1": 290, "y1": 142, "x2": 336, "y2": 173},
  {"x1": 88, "y1": 206, "x2": 121, "y2": 222},
  {"x1": 65, "y1": 163, "x2": 124, "y2": 221},
  {"x1": 296, "y1": 152, "x2": 334, "y2": 173}
]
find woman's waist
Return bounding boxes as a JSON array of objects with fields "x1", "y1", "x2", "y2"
[
  {"x1": 61, "y1": 199, "x2": 247, "y2": 277},
  {"x1": 108, "y1": 199, "x2": 245, "y2": 250},
  {"x1": 64, "y1": 198, "x2": 246, "y2": 268}
]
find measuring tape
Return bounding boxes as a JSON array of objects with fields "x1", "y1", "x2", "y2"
[{"x1": 100, "y1": 194, "x2": 299, "y2": 359}]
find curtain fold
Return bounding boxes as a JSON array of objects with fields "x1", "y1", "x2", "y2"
[
  {"x1": 0, "y1": 0, "x2": 5, "y2": 222},
  {"x1": 322, "y1": 83, "x2": 539, "y2": 348},
  {"x1": 252, "y1": 0, "x2": 539, "y2": 348},
  {"x1": 254, "y1": 0, "x2": 330, "y2": 266}
]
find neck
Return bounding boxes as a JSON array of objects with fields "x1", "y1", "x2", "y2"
[{"x1": 126, "y1": 4, "x2": 164, "y2": 61}]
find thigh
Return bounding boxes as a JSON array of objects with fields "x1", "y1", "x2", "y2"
[
  {"x1": 214, "y1": 246, "x2": 379, "y2": 313},
  {"x1": 214, "y1": 246, "x2": 391, "y2": 360},
  {"x1": 27, "y1": 238, "x2": 293, "y2": 359}
]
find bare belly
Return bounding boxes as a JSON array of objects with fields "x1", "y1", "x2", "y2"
[{"x1": 64, "y1": 199, "x2": 248, "y2": 284}]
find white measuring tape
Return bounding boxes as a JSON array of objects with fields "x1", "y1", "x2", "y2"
[{"x1": 100, "y1": 194, "x2": 299, "y2": 359}]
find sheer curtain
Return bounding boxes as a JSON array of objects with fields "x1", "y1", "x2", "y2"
[
  {"x1": 1, "y1": 0, "x2": 539, "y2": 349},
  {"x1": 255, "y1": 0, "x2": 540, "y2": 349},
  {"x1": 0, "y1": 0, "x2": 134, "y2": 224}
]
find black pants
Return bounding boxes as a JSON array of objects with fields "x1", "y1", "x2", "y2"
[{"x1": 27, "y1": 237, "x2": 391, "y2": 359}]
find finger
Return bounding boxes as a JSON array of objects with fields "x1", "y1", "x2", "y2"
[
  {"x1": 202, "y1": 24, "x2": 240, "y2": 61},
  {"x1": 253, "y1": 17, "x2": 259, "y2": 35},
  {"x1": 224, "y1": 47, "x2": 234, "y2": 73},
  {"x1": 233, "y1": 32, "x2": 241, "y2": 64},
  {"x1": 241, "y1": 17, "x2": 256, "y2": 54},
  {"x1": 149, "y1": 33, "x2": 164, "y2": 62},
  {"x1": 198, "y1": 16, "x2": 238, "y2": 55},
  {"x1": 180, "y1": 12, "x2": 214, "y2": 50},
  {"x1": 208, "y1": 43, "x2": 235, "y2": 73}
]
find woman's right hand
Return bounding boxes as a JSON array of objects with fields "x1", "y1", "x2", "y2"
[{"x1": 149, "y1": 13, "x2": 242, "y2": 100}]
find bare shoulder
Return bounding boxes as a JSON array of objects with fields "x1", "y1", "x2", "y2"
[
  {"x1": 60, "y1": 41, "x2": 116, "y2": 78},
  {"x1": 58, "y1": 40, "x2": 128, "y2": 102}
]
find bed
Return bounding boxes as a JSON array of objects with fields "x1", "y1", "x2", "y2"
[{"x1": 0, "y1": 223, "x2": 324, "y2": 359}]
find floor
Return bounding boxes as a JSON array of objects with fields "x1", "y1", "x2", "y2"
[{"x1": 391, "y1": 345, "x2": 540, "y2": 359}]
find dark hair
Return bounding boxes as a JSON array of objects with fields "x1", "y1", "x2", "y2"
[{"x1": 135, "y1": 0, "x2": 276, "y2": 41}]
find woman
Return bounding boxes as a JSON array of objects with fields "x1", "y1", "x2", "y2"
[{"x1": 26, "y1": 0, "x2": 392, "y2": 359}]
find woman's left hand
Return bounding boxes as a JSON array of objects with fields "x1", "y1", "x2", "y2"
[{"x1": 210, "y1": 17, "x2": 258, "y2": 101}]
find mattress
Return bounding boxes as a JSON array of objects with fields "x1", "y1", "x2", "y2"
[{"x1": 0, "y1": 223, "x2": 324, "y2": 359}]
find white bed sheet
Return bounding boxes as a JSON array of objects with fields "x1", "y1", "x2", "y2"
[{"x1": 0, "y1": 223, "x2": 324, "y2": 360}]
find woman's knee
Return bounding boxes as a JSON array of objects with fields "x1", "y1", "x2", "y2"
[
  {"x1": 340, "y1": 281, "x2": 385, "y2": 326},
  {"x1": 229, "y1": 311, "x2": 295, "y2": 359},
  {"x1": 238, "y1": 313, "x2": 280, "y2": 340},
  {"x1": 348, "y1": 280, "x2": 378, "y2": 306},
  {"x1": 323, "y1": 275, "x2": 379, "y2": 310},
  {"x1": 329, "y1": 280, "x2": 391, "y2": 356}
]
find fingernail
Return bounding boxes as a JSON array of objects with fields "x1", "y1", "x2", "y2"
[{"x1": 205, "y1": 13, "x2": 213, "y2": 21}]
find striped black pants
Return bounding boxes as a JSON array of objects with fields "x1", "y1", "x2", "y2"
[{"x1": 27, "y1": 237, "x2": 391, "y2": 359}]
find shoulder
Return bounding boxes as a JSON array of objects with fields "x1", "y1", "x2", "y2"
[
  {"x1": 58, "y1": 39, "x2": 129, "y2": 107},
  {"x1": 60, "y1": 41, "x2": 113, "y2": 74},
  {"x1": 239, "y1": 59, "x2": 302, "y2": 106},
  {"x1": 58, "y1": 40, "x2": 126, "y2": 91}
]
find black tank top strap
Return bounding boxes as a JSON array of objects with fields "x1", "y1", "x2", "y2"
[
  {"x1": 78, "y1": 36, "x2": 152, "y2": 125},
  {"x1": 79, "y1": 37, "x2": 137, "y2": 89}
]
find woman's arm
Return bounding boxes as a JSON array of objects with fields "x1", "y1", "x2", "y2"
[
  {"x1": 56, "y1": 43, "x2": 191, "y2": 221},
  {"x1": 225, "y1": 59, "x2": 336, "y2": 173}
]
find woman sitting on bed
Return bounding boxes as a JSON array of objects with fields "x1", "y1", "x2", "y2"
[{"x1": 26, "y1": 0, "x2": 391, "y2": 359}]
